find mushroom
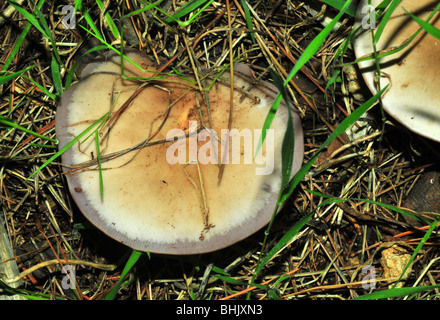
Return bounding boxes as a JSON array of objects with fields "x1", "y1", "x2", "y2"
[
  {"x1": 56, "y1": 49, "x2": 304, "y2": 254},
  {"x1": 354, "y1": 0, "x2": 440, "y2": 142}
]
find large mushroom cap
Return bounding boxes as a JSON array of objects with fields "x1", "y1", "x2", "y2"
[
  {"x1": 56, "y1": 49, "x2": 304, "y2": 254},
  {"x1": 354, "y1": 0, "x2": 440, "y2": 142}
]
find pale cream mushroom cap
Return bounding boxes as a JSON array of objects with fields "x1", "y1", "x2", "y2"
[
  {"x1": 354, "y1": 0, "x2": 440, "y2": 142},
  {"x1": 56, "y1": 49, "x2": 303, "y2": 254}
]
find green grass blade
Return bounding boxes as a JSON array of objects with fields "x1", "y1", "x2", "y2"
[
  {"x1": 306, "y1": 189, "x2": 430, "y2": 225},
  {"x1": 255, "y1": 197, "x2": 346, "y2": 276},
  {"x1": 211, "y1": 266, "x2": 230, "y2": 276},
  {"x1": 0, "y1": 281, "x2": 56, "y2": 300},
  {"x1": 391, "y1": 218, "x2": 439, "y2": 289},
  {"x1": 9, "y1": 0, "x2": 63, "y2": 98},
  {"x1": 373, "y1": 0, "x2": 401, "y2": 44},
  {"x1": 0, "y1": 114, "x2": 58, "y2": 143},
  {"x1": 254, "y1": 212, "x2": 313, "y2": 276},
  {"x1": 405, "y1": 6, "x2": 440, "y2": 40},
  {"x1": 3, "y1": 0, "x2": 46, "y2": 72},
  {"x1": 240, "y1": 0, "x2": 256, "y2": 44},
  {"x1": 22, "y1": 75, "x2": 57, "y2": 101},
  {"x1": 212, "y1": 274, "x2": 267, "y2": 290},
  {"x1": 31, "y1": 0, "x2": 52, "y2": 37},
  {"x1": 95, "y1": 0, "x2": 120, "y2": 39},
  {"x1": 7, "y1": 0, "x2": 48, "y2": 38},
  {"x1": 94, "y1": 131, "x2": 104, "y2": 201},
  {"x1": 269, "y1": 69, "x2": 294, "y2": 191},
  {"x1": 28, "y1": 143, "x2": 57, "y2": 149},
  {"x1": 255, "y1": 0, "x2": 353, "y2": 157},
  {"x1": 104, "y1": 250, "x2": 142, "y2": 300},
  {"x1": 64, "y1": 58, "x2": 83, "y2": 90},
  {"x1": 78, "y1": 26, "x2": 149, "y2": 75},
  {"x1": 80, "y1": 44, "x2": 109, "y2": 57},
  {"x1": 76, "y1": 0, "x2": 102, "y2": 39},
  {"x1": 28, "y1": 112, "x2": 109, "y2": 179},
  {"x1": 164, "y1": 0, "x2": 214, "y2": 24},
  {"x1": 1, "y1": 25, "x2": 31, "y2": 72},
  {"x1": 6, "y1": 93, "x2": 27, "y2": 116},
  {"x1": 251, "y1": 70, "x2": 296, "y2": 281},
  {"x1": 354, "y1": 284, "x2": 440, "y2": 300},
  {"x1": 51, "y1": 55, "x2": 63, "y2": 96},
  {"x1": 360, "y1": 199, "x2": 429, "y2": 224},
  {"x1": 278, "y1": 84, "x2": 388, "y2": 205},
  {"x1": 0, "y1": 65, "x2": 35, "y2": 85},
  {"x1": 321, "y1": 0, "x2": 357, "y2": 17},
  {"x1": 120, "y1": 0, "x2": 164, "y2": 19}
]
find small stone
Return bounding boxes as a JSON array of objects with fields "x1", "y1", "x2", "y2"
[{"x1": 380, "y1": 244, "x2": 412, "y2": 288}]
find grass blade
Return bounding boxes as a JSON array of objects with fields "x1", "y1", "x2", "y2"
[
  {"x1": 321, "y1": 0, "x2": 357, "y2": 17},
  {"x1": 0, "y1": 65, "x2": 35, "y2": 85},
  {"x1": 78, "y1": 26, "x2": 149, "y2": 75},
  {"x1": 373, "y1": 0, "x2": 401, "y2": 44},
  {"x1": 28, "y1": 112, "x2": 109, "y2": 179},
  {"x1": 22, "y1": 75, "x2": 57, "y2": 101},
  {"x1": 3, "y1": 0, "x2": 46, "y2": 72},
  {"x1": 164, "y1": 0, "x2": 214, "y2": 25},
  {"x1": 354, "y1": 284, "x2": 440, "y2": 300},
  {"x1": 94, "y1": 131, "x2": 104, "y2": 201},
  {"x1": 404, "y1": 6, "x2": 440, "y2": 40},
  {"x1": 75, "y1": 0, "x2": 102, "y2": 39},
  {"x1": 0, "y1": 115, "x2": 58, "y2": 143},
  {"x1": 255, "y1": 197, "x2": 346, "y2": 276},
  {"x1": 240, "y1": 0, "x2": 256, "y2": 43},
  {"x1": 251, "y1": 70, "x2": 296, "y2": 280},
  {"x1": 120, "y1": 0, "x2": 164, "y2": 19},
  {"x1": 255, "y1": 212, "x2": 313, "y2": 276},
  {"x1": 104, "y1": 250, "x2": 142, "y2": 300},
  {"x1": 269, "y1": 69, "x2": 294, "y2": 191},
  {"x1": 212, "y1": 274, "x2": 266, "y2": 290},
  {"x1": 255, "y1": 0, "x2": 353, "y2": 156},
  {"x1": 1, "y1": 26, "x2": 31, "y2": 72},
  {"x1": 279, "y1": 85, "x2": 388, "y2": 205},
  {"x1": 306, "y1": 189, "x2": 430, "y2": 225},
  {"x1": 95, "y1": 0, "x2": 121, "y2": 39},
  {"x1": 7, "y1": 0, "x2": 48, "y2": 38},
  {"x1": 51, "y1": 55, "x2": 63, "y2": 96},
  {"x1": 391, "y1": 218, "x2": 439, "y2": 289}
]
